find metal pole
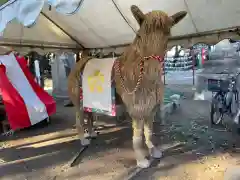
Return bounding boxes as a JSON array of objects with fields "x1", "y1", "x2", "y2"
[
  {"x1": 163, "y1": 57, "x2": 166, "y2": 85},
  {"x1": 191, "y1": 49, "x2": 195, "y2": 85},
  {"x1": 85, "y1": 26, "x2": 240, "y2": 50},
  {"x1": 0, "y1": 42, "x2": 79, "y2": 50}
]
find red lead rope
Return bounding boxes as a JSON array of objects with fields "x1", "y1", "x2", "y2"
[
  {"x1": 79, "y1": 55, "x2": 164, "y2": 99},
  {"x1": 114, "y1": 55, "x2": 164, "y2": 95},
  {"x1": 144, "y1": 55, "x2": 164, "y2": 63}
]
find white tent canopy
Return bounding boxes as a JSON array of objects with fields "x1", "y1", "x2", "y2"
[
  {"x1": 1, "y1": 14, "x2": 77, "y2": 52},
  {"x1": 1, "y1": 0, "x2": 240, "y2": 50}
]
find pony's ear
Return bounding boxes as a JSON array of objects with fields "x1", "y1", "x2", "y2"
[
  {"x1": 170, "y1": 11, "x2": 187, "y2": 26},
  {"x1": 131, "y1": 5, "x2": 145, "y2": 26}
]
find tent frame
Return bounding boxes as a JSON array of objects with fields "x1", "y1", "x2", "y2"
[
  {"x1": 84, "y1": 26, "x2": 240, "y2": 51},
  {"x1": 1, "y1": 1, "x2": 240, "y2": 51}
]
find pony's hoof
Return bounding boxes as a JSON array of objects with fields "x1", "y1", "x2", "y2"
[
  {"x1": 150, "y1": 148, "x2": 163, "y2": 159},
  {"x1": 84, "y1": 132, "x2": 90, "y2": 138},
  {"x1": 81, "y1": 138, "x2": 91, "y2": 146},
  {"x1": 90, "y1": 131, "x2": 98, "y2": 138},
  {"x1": 2, "y1": 130, "x2": 15, "y2": 136},
  {"x1": 137, "y1": 158, "x2": 151, "y2": 168},
  {"x1": 84, "y1": 131, "x2": 98, "y2": 138},
  {"x1": 234, "y1": 115, "x2": 239, "y2": 124}
]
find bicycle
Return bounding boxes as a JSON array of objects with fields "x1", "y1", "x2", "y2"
[{"x1": 208, "y1": 71, "x2": 240, "y2": 133}]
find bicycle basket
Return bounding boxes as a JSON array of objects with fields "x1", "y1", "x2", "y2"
[{"x1": 207, "y1": 79, "x2": 230, "y2": 92}]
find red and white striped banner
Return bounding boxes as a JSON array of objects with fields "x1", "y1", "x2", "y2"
[{"x1": 0, "y1": 53, "x2": 56, "y2": 130}]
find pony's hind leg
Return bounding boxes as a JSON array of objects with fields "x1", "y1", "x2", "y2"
[
  {"x1": 132, "y1": 118, "x2": 150, "y2": 168},
  {"x1": 84, "y1": 112, "x2": 97, "y2": 138},
  {"x1": 70, "y1": 87, "x2": 90, "y2": 146},
  {"x1": 144, "y1": 118, "x2": 162, "y2": 159},
  {"x1": 75, "y1": 106, "x2": 90, "y2": 146},
  {"x1": 67, "y1": 57, "x2": 92, "y2": 146}
]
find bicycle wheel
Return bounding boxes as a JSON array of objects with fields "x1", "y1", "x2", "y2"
[{"x1": 210, "y1": 93, "x2": 224, "y2": 125}]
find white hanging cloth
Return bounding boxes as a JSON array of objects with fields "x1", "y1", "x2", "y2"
[
  {"x1": 0, "y1": 0, "x2": 83, "y2": 33},
  {"x1": 48, "y1": 0, "x2": 83, "y2": 15}
]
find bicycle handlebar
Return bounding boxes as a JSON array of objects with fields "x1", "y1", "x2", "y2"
[{"x1": 216, "y1": 70, "x2": 240, "y2": 77}]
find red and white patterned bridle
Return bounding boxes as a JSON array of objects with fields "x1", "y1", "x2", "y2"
[{"x1": 114, "y1": 55, "x2": 164, "y2": 95}]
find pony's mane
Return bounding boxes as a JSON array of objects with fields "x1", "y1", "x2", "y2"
[
  {"x1": 121, "y1": 10, "x2": 172, "y2": 63},
  {"x1": 142, "y1": 11, "x2": 172, "y2": 34}
]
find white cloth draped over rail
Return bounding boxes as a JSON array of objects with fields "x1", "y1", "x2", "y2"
[{"x1": 51, "y1": 52, "x2": 76, "y2": 99}]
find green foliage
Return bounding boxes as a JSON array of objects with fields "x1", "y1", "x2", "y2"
[{"x1": 0, "y1": 0, "x2": 10, "y2": 6}]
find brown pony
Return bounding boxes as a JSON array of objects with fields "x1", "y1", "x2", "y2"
[{"x1": 68, "y1": 5, "x2": 187, "y2": 168}]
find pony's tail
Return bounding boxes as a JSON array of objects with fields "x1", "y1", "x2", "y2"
[
  {"x1": 67, "y1": 70, "x2": 80, "y2": 110},
  {"x1": 67, "y1": 58, "x2": 90, "y2": 109}
]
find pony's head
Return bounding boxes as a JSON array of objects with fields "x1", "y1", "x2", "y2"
[{"x1": 131, "y1": 5, "x2": 187, "y2": 56}]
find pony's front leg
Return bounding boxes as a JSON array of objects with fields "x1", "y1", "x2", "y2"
[
  {"x1": 76, "y1": 109, "x2": 90, "y2": 146},
  {"x1": 132, "y1": 118, "x2": 149, "y2": 168},
  {"x1": 144, "y1": 119, "x2": 162, "y2": 159}
]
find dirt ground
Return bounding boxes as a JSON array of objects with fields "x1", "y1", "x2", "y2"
[{"x1": 0, "y1": 87, "x2": 240, "y2": 180}]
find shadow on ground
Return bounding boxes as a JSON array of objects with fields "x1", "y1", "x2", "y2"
[{"x1": 0, "y1": 100, "x2": 240, "y2": 180}]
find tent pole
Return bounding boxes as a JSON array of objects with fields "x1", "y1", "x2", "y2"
[
  {"x1": 111, "y1": 0, "x2": 137, "y2": 34},
  {"x1": 0, "y1": 42, "x2": 79, "y2": 50},
  {"x1": 40, "y1": 12, "x2": 85, "y2": 49},
  {"x1": 183, "y1": 0, "x2": 199, "y2": 33}
]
